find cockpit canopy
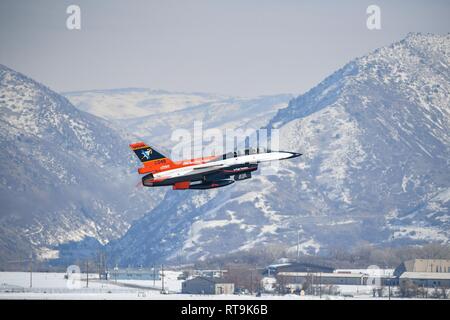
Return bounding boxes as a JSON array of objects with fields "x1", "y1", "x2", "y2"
[{"x1": 222, "y1": 147, "x2": 271, "y2": 159}]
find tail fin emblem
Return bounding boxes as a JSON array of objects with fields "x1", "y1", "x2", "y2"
[{"x1": 141, "y1": 149, "x2": 152, "y2": 160}]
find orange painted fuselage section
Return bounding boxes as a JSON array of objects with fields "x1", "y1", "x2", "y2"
[{"x1": 137, "y1": 155, "x2": 218, "y2": 175}]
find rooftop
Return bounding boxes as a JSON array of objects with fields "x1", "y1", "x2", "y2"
[
  {"x1": 400, "y1": 272, "x2": 450, "y2": 280},
  {"x1": 278, "y1": 272, "x2": 365, "y2": 278},
  {"x1": 407, "y1": 259, "x2": 450, "y2": 263},
  {"x1": 186, "y1": 276, "x2": 234, "y2": 284}
]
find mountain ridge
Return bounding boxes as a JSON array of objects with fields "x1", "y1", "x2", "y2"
[
  {"x1": 0, "y1": 64, "x2": 163, "y2": 265},
  {"x1": 107, "y1": 33, "x2": 450, "y2": 266}
]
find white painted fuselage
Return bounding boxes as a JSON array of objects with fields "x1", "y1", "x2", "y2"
[{"x1": 153, "y1": 151, "x2": 300, "y2": 180}]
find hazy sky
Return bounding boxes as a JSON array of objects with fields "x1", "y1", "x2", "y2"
[{"x1": 0, "y1": 0, "x2": 449, "y2": 96}]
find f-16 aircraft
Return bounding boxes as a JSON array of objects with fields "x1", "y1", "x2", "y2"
[{"x1": 130, "y1": 142, "x2": 301, "y2": 190}]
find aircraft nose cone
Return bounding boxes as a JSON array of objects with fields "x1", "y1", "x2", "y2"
[
  {"x1": 288, "y1": 152, "x2": 302, "y2": 159},
  {"x1": 284, "y1": 151, "x2": 302, "y2": 159}
]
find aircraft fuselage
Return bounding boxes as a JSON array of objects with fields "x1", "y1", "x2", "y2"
[{"x1": 129, "y1": 142, "x2": 301, "y2": 190}]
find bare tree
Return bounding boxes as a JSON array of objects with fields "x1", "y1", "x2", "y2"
[
  {"x1": 399, "y1": 279, "x2": 418, "y2": 298},
  {"x1": 225, "y1": 266, "x2": 262, "y2": 294}
]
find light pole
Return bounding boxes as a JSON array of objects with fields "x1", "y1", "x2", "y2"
[{"x1": 7, "y1": 253, "x2": 33, "y2": 288}]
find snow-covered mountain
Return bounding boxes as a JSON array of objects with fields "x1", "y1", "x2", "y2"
[
  {"x1": 0, "y1": 66, "x2": 291, "y2": 267},
  {"x1": 0, "y1": 65, "x2": 164, "y2": 266},
  {"x1": 65, "y1": 88, "x2": 222, "y2": 121},
  {"x1": 64, "y1": 89, "x2": 292, "y2": 152},
  {"x1": 2, "y1": 33, "x2": 448, "y2": 268},
  {"x1": 108, "y1": 33, "x2": 450, "y2": 266}
]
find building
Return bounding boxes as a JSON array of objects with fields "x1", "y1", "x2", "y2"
[
  {"x1": 182, "y1": 277, "x2": 234, "y2": 294},
  {"x1": 265, "y1": 262, "x2": 334, "y2": 276},
  {"x1": 399, "y1": 272, "x2": 450, "y2": 288},
  {"x1": 277, "y1": 272, "x2": 365, "y2": 287},
  {"x1": 336, "y1": 269, "x2": 395, "y2": 286},
  {"x1": 109, "y1": 267, "x2": 160, "y2": 281},
  {"x1": 191, "y1": 269, "x2": 227, "y2": 278},
  {"x1": 394, "y1": 259, "x2": 450, "y2": 277}
]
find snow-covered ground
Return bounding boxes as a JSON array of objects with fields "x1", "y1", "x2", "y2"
[
  {"x1": 110, "y1": 270, "x2": 182, "y2": 292},
  {"x1": 0, "y1": 271, "x2": 436, "y2": 300},
  {"x1": 0, "y1": 271, "x2": 182, "y2": 300}
]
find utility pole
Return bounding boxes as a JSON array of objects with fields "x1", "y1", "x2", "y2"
[
  {"x1": 250, "y1": 270, "x2": 253, "y2": 295},
  {"x1": 104, "y1": 252, "x2": 108, "y2": 280},
  {"x1": 319, "y1": 272, "x2": 322, "y2": 299},
  {"x1": 86, "y1": 260, "x2": 89, "y2": 288},
  {"x1": 7, "y1": 252, "x2": 33, "y2": 288},
  {"x1": 97, "y1": 251, "x2": 101, "y2": 279},
  {"x1": 29, "y1": 252, "x2": 33, "y2": 288},
  {"x1": 296, "y1": 230, "x2": 300, "y2": 260},
  {"x1": 388, "y1": 279, "x2": 391, "y2": 300},
  {"x1": 153, "y1": 264, "x2": 156, "y2": 287},
  {"x1": 161, "y1": 264, "x2": 165, "y2": 292}
]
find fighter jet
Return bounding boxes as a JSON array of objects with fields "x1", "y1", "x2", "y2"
[{"x1": 130, "y1": 142, "x2": 301, "y2": 190}]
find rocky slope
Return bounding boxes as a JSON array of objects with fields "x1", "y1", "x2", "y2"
[
  {"x1": 0, "y1": 65, "x2": 162, "y2": 266},
  {"x1": 108, "y1": 33, "x2": 450, "y2": 266}
]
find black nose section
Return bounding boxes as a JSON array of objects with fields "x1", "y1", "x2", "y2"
[{"x1": 288, "y1": 152, "x2": 302, "y2": 159}]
